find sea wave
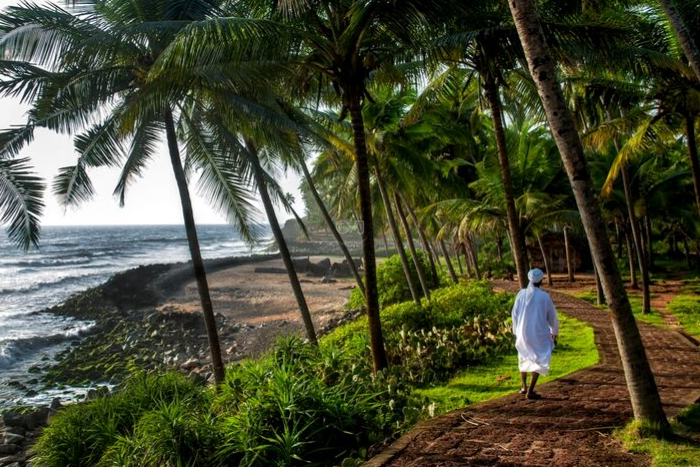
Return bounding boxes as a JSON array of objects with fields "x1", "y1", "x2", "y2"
[
  {"x1": 10, "y1": 257, "x2": 93, "y2": 269},
  {"x1": 0, "y1": 321, "x2": 94, "y2": 370},
  {"x1": 0, "y1": 274, "x2": 96, "y2": 295}
]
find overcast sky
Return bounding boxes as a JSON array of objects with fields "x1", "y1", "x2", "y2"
[{"x1": 0, "y1": 0, "x2": 304, "y2": 227}]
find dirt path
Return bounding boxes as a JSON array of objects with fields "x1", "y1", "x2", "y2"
[{"x1": 363, "y1": 281, "x2": 700, "y2": 467}]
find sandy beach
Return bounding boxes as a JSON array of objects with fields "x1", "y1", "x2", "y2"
[{"x1": 159, "y1": 256, "x2": 358, "y2": 355}]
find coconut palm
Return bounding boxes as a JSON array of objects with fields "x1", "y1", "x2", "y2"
[
  {"x1": 507, "y1": 0, "x2": 670, "y2": 431},
  {"x1": 0, "y1": 0, "x2": 268, "y2": 385}
]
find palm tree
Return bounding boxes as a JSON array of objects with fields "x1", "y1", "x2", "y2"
[
  {"x1": 657, "y1": 0, "x2": 700, "y2": 82},
  {"x1": 0, "y1": 0, "x2": 269, "y2": 385},
  {"x1": 507, "y1": 0, "x2": 670, "y2": 431},
  {"x1": 244, "y1": 139, "x2": 318, "y2": 345}
]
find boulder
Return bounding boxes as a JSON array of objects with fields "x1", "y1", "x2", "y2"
[
  {"x1": 291, "y1": 257, "x2": 311, "y2": 273},
  {"x1": 307, "y1": 258, "x2": 331, "y2": 277},
  {"x1": 0, "y1": 454, "x2": 25, "y2": 465},
  {"x1": 330, "y1": 262, "x2": 353, "y2": 277},
  {"x1": 3, "y1": 433, "x2": 24, "y2": 445},
  {"x1": 0, "y1": 444, "x2": 19, "y2": 455}
]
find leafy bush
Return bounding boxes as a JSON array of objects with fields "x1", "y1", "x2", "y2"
[
  {"x1": 211, "y1": 336, "x2": 406, "y2": 467},
  {"x1": 32, "y1": 373, "x2": 208, "y2": 467},
  {"x1": 348, "y1": 252, "x2": 438, "y2": 309},
  {"x1": 387, "y1": 316, "x2": 512, "y2": 384},
  {"x1": 426, "y1": 281, "x2": 513, "y2": 328},
  {"x1": 334, "y1": 282, "x2": 513, "y2": 386}
]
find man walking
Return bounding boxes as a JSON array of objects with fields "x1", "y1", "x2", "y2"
[{"x1": 511, "y1": 268, "x2": 559, "y2": 400}]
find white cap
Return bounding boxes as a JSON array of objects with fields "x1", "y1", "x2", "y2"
[{"x1": 527, "y1": 268, "x2": 544, "y2": 283}]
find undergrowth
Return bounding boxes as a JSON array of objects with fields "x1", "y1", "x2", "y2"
[{"x1": 33, "y1": 281, "x2": 512, "y2": 467}]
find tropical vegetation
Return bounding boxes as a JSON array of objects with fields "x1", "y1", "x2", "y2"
[{"x1": 1, "y1": 0, "x2": 700, "y2": 455}]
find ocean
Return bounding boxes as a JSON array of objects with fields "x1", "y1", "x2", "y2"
[{"x1": 0, "y1": 224, "x2": 271, "y2": 408}]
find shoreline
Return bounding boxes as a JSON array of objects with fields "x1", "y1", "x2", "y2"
[{"x1": 3, "y1": 252, "x2": 358, "y2": 408}]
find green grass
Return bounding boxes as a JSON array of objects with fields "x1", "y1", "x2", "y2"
[
  {"x1": 574, "y1": 290, "x2": 668, "y2": 328},
  {"x1": 666, "y1": 295, "x2": 700, "y2": 340},
  {"x1": 616, "y1": 404, "x2": 700, "y2": 467},
  {"x1": 627, "y1": 294, "x2": 669, "y2": 328},
  {"x1": 412, "y1": 313, "x2": 598, "y2": 414}
]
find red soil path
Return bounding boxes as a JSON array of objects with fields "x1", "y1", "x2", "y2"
[{"x1": 363, "y1": 280, "x2": 700, "y2": 467}]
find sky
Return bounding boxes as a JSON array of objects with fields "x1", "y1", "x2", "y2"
[{"x1": 0, "y1": 0, "x2": 305, "y2": 227}]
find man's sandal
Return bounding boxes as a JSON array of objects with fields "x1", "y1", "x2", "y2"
[{"x1": 526, "y1": 391, "x2": 542, "y2": 400}]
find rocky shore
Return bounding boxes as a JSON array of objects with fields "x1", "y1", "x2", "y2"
[{"x1": 0, "y1": 254, "x2": 359, "y2": 467}]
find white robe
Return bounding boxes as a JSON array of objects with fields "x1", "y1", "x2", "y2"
[{"x1": 511, "y1": 285, "x2": 559, "y2": 376}]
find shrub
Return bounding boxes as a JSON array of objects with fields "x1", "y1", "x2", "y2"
[
  {"x1": 348, "y1": 252, "x2": 438, "y2": 309},
  {"x1": 32, "y1": 373, "x2": 207, "y2": 467},
  {"x1": 212, "y1": 336, "x2": 401, "y2": 467},
  {"x1": 427, "y1": 281, "x2": 513, "y2": 328}
]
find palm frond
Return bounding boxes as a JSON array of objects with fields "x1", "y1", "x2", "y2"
[{"x1": 0, "y1": 157, "x2": 44, "y2": 250}]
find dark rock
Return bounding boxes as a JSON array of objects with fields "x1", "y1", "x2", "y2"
[
  {"x1": 1, "y1": 411, "x2": 23, "y2": 429},
  {"x1": 330, "y1": 261, "x2": 353, "y2": 277},
  {"x1": 4, "y1": 427, "x2": 25, "y2": 437},
  {"x1": 3, "y1": 433, "x2": 25, "y2": 445},
  {"x1": 307, "y1": 259, "x2": 331, "y2": 277},
  {"x1": 50, "y1": 398, "x2": 62, "y2": 411},
  {"x1": 291, "y1": 257, "x2": 310, "y2": 272},
  {"x1": 0, "y1": 444, "x2": 19, "y2": 455},
  {"x1": 0, "y1": 454, "x2": 25, "y2": 465},
  {"x1": 25, "y1": 407, "x2": 51, "y2": 430}
]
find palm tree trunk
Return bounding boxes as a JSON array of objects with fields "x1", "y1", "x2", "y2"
[
  {"x1": 594, "y1": 263, "x2": 606, "y2": 305},
  {"x1": 382, "y1": 228, "x2": 390, "y2": 256},
  {"x1": 461, "y1": 242, "x2": 473, "y2": 278},
  {"x1": 245, "y1": 140, "x2": 317, "y2": 345},
  {"x1": 440, "y1": 240, "x2": 459, "y2": 284},
  {"x1": 684, "y1": 235, "x2": 691, "y2": 269},
  {"x1": 536, "y1": 233, "x2": 553, "y2": 286},
  {"x1": 466, "y1": 234, "x2": 481, "y2": 280},
  {"x1": 394, "y1": 192, "x2": 431, "y2": 300},
  {"x1": 375, "y1": 167, "x2": 421, "y2": 304},
  {"x1": 625, "y1": 227, "x2": 639, "y2": 289},
  {"x1": 615, "y1": 222, "x2": 623, "y2": 260},
  {"x1": 406, "y1": 203, "x2": 439, "y2": 283},
  {"x1": 163, "y1": 109, "x2": 224, "y2": 385},
  {"x1": 508, "y1": 0, "x2": 670, "y2": 431},
  {"x1": 483, "y1": 76, "x2": 529, "y2": 288},
  {"x1": 564, "y1": 226, "x2": 575, "y2": 282},
  {"x1": 455, "y1": 242, "x2": 464, "y2": 275},
  {"x1": 685, "y1": 115, "x2": 700, "y2": 221},
  {"x1": 658, "y1": 0, "x2": 700, "y2": 83},
  {"x1": 646, "y1": 217, "x2": 654, "y2": 270},
  {"x1": 299, "y1": 159, "x2": 364, "y2": 295},
  {"x1": 347, "y1": 101, "x2": 388, "y2": 372},
  {"x1": 620, "y1": 159, "x2": 649, "y2": 308}
]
